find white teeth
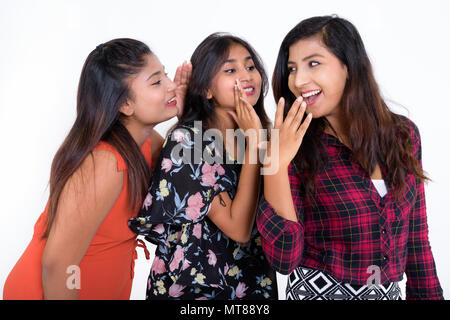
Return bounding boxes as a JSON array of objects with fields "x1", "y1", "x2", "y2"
[
  {"x1": 243, "y1": 87, "x2": 254, "y2": 92},
  {"x1": 301, "y1": 89, "x2": 321, "y2": 98},
  {"x1": 167, "y1": 97, "x2": 176, "y2": 104}
]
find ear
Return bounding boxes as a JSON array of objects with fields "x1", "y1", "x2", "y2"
[
  {"x1": 119, "y1": 100, "x2": 134, "y2": 116},
  {"x1": 206, "y1": 88, "x2": 213, "y2": 100}
]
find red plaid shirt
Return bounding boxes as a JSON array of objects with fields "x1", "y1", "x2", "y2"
[{"x1": 257, "y1": 118, "x2": 443, "y2": 300}]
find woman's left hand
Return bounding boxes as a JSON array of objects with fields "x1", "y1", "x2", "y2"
[{"x1": 173, "y1": 61, "x2": 192, "y2": 118}]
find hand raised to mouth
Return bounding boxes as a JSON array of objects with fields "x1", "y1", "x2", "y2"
[
  {"x1": 269, "y1": 96, "x2": 312, "y2": 170},
  {"x1": 173, "y1": 61, "x2": 192, "y2": 118},
  {"x1": 227, "y1": 79, "x2": 263, "y2": 134}
]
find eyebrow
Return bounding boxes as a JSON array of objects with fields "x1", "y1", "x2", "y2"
[
  {"x1": 287, "y1": 53, "x2": 325, "y2": 64},
  {"x1": 146, "y1": 71, "x2": 161, "y2": 81},
  {"x1": 222, "y1": 56, "x2": 253, "y2": 64},
  {"x1": 146, "y1": 66, "x2": 166, "y2": 81}
]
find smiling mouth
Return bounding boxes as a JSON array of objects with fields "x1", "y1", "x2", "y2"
[
  {"x1": 166, "y1": 96, "x2": 177, "y2": 106},
  {"x1": 301, "y1": 89, "x2": 322, "y2": 106},
  {"x1": 243, "y1": 86, "x2": 255, "y2": 96}
]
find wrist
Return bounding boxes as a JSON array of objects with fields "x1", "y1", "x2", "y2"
[{"x1": 244, "y1": 146, "x2": 262, "y2": 167}]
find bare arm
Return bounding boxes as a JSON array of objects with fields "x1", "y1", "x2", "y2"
[
  {"x1": 263, "y1": 165, "x2": 297, "y2": 222},
  {"x1": 41, "y1": 150, "x2": 123, "y2": 299},
  {"x1": 206, "y1": 80, "x2": 262, "y2": 243},
  {"x1": 263, "y1": 97, "x2": 311, "y2": 222},
  {"x1": 207, "y1": 144, "x2": 261, "y2": 243}
]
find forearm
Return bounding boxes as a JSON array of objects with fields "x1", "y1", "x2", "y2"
[
  {"x1": 405, "y1": 198, "x2": 444, "y2": 299},
  {"x1": 42, "y1": 264, "x2": 79, "y2": 300},
  {"x1": 230, "y1": 146, "x2": 261, "y2": 241},
  {"x1": 257, "y1": 197, "x2": 304, "y2": 274},
  {"x1": 405, "y1": 234, "x2": 444, "y2": 300},
  {"x1": 263, "y1": 163, "x2": 298, "y2": 222},
  {"x1": 257, "y1": 160, "x2": 305, "y2": 272},
  {"x1": 261, "y1": 227, "x2": 304, "y2": 274}
]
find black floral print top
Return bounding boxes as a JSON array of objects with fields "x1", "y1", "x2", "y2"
[{"x1": 129, "y1": 121, "x2": 277, "y2": 300}]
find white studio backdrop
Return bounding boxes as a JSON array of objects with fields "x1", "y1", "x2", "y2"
[{"x1": 1, "y1": 0, "x2": 449, "y2": 300}]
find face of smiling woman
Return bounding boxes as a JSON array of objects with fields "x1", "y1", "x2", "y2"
[
  {"x1": 121, "y1": 54, "x2": 178, "y2": 126},
  {"x1": 287, "y1": 35, "x2": 348, "y2": 127},
  {"x1": 207, "y1": 43, "x2": 262, "y2": 110}
]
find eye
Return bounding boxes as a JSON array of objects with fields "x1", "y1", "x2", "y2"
[
  {"x1": 309, "y1": 61, "x2": 320, "y2": 67},
  {"x1": 247, "y1": 65, "x2": 256, "y2": 71},
  {"x1": 288, "y1": 66, "x2": 297, "y2": 73},
  {"x1": 224, "y1": 68, "x2": 235, "y2": 74},
  {"x1": 151, "y1": 72, "x2": 168, "y2": 86}
]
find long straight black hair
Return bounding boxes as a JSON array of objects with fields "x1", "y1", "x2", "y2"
[
  {"x1": 272, "y1": 16, "x2": 427, "y2": 200},
  {"x1": 44, "y1": 38, "x2": 152, "y2": 238},
  {"x1": 180, "y1": 32, "x2": 271, "y2": 132}
]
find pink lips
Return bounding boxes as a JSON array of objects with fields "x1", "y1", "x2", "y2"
[
  {"x1": 166, "y1": 97, "x2": 177, "y2": 107},
  {"x1": 242, "y1": 86, "x2": 255, "y2": 96},
  {"x1": 301, "y1": 90, "x2": 322, "y2": 107}
]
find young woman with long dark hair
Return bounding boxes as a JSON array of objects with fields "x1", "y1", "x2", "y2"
[
  {"x1": 3, "y1": 38, "x2": 192, "y2": 299},
  {"x1": 257, "y1": 15, "x2": 443, "y2": 300},
  {"x1": 129, "y1": 33, "x2": 277, "y2": 300}
]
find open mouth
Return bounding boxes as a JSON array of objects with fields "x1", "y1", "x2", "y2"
[
  {"x1": 243, "y1": 86, "x2": 255, "y2": 96},
  {"x1": 301, "y1": 89, "x2": 322, "y2": 106},
  {"x1": 166, "y1": 96, "x2": 177, "y2": 107}
]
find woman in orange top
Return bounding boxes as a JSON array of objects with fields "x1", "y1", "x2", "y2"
[{"x1": 3, "y1": 38, "x2": 192, "y2": 300}]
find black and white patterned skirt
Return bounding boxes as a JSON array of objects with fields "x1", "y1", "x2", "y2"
[{"x1": 286, "y1": 266, "x2": 402, "y2": 300}]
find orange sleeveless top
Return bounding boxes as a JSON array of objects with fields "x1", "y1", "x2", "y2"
[{"x1": 3, "y1": 139, "x2": 152, "y2": 300}]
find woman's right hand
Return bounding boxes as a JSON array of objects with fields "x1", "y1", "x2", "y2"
[
  {"x1": 268, "y1": 96, "x2": 312, "y2": 170},
  {"x1": 228, "y1": 79, "x2": 263, "y2": 133}
]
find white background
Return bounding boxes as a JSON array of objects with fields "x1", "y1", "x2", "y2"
[{"x1": 1, "y1": 0, "x2": 449, "y2": 300}]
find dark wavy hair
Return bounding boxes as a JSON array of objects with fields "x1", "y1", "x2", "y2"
[
  {"x1": 44, "y1": 38, "x2": 152, "y2": 238},
  {"x1": 272, "y1": 15, "x2": 428, "y2": 200},
  {"x1": 180, "y1": 32, "x2": 271, "y2": 132}
]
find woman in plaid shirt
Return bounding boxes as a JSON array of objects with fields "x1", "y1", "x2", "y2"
[{"x1": 257, "y1": 15, "x2": 444, "y2": 300}]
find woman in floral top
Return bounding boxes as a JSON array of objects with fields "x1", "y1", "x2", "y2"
[{"x1": 129, "y1": 33, "x2": 277, "y2": 300}]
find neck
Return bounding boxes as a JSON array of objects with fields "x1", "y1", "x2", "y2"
[
  {"x1": 324, "y1": 112, "x2": 349, "y2": 147},
  {"x1": 123, "y1": 120, "x2": 154, "y2": 147},
  {"x1": 210, "y1": 107, "x2": 238, "y2": 133}
]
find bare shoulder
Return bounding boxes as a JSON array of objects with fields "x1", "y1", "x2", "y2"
[
  {"x1": 43, "y1": 149, "x2": 126, "y2": 269},
  {"x1": 65, "y1": 149, "x2": 124, "y2": 196}
]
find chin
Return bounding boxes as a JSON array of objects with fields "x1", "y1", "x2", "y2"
[
  {"x1": 167, "y1": 106, "x2": 178, "y2": 117},
  {"x1": 305, "y1": 105, "x2": 322, "y2": 117},
  {"x1": 251, "y1": 93, "x2": 261, "y2": 103}
]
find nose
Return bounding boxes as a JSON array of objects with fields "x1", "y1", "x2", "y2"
[
  {"x1": 294, "y1": 69, "x2": 310, "y2": 89},
  {"x1": 236, "y1": 67, "x2": 252, "y2": 84}
]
